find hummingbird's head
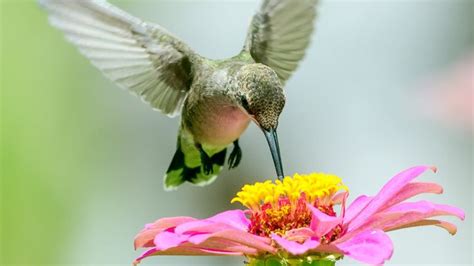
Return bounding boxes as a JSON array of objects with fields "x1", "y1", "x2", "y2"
[
  {"x1": 235, "y1": 63, "x2": 286, "y2": 179},
  {"x1": 236, "y1": 64, "x2": 286, "y2": 129}
]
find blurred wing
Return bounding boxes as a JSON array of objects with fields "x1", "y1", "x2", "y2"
[
  {"x1": 40, "y1": 0, "x2": 196, "y2": 117},
  {"x1": 245, "y1": 0, "x2": 318, "y2": 84}
]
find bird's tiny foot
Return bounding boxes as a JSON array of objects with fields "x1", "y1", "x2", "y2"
[
  {"x1": 197, "y1": 144, "x2": 214, "y2": 175},
  {"x1": 201, "y1": 154, "x2": 213, "y2": 175},
  {"x1": 228, "y1": 140, "x2": 242, "y2": 169}
]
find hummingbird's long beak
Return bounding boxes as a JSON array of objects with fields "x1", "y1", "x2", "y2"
[{"x1": 262, "y1": 128, "x2": 284, "y2": 179}]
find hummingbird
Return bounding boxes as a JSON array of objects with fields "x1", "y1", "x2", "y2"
[{"x1": 40, "y1": 0, "x2": 318, "y2": 190}]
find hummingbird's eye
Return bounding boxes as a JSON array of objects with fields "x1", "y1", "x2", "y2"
[{"x1": 240, "y1": 95, "x2": 251, "y2": 113}]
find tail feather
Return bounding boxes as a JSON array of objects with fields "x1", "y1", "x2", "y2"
[{"x1": 164, "y1": 135, "x2": 227, "y2": 190}]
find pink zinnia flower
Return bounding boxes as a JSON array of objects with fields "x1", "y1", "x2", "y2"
[{"x1": 134, "y1": 166, "x2": 464, "y2": 265}]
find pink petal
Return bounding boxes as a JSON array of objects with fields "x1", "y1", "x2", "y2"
[
  {"x1": 180, "y1": 228, "x2": 275, "y2": 253},
  {"x1": 145, "y1": 246, "x2": 241, "y2": 255},
  {"x1": 348, "y1": 166, "x2": 435, "y2": 231},
  {"x1": 377, "y1": 201, "x2": 465, "y2": 233},
  {"x1": 344, "y1": 195, "x2": 372, "y2": 224},
  {"x1": 175, "y1": 220, "x2": 235, "y2": 235},
  {"x1": 337, "y1": 230, "x2": 393, "y2": 265},
  {"x1": 187, "y1": 233, "x2": 214, "y2": 244},
  {"x1": 383, "y1": 182, "x2": 443, "y2": 210},
  {"x1": 153, "y1": 231, "x2": 189, "y2": 251},
  {"x1": 386, "y1": 201, "x2": 465, "y2": 220},
  {"x1": 308, "y1": 204, "x2": 342, "y2": 238},
  {"x1": 340, "y1": 200, "x2": 464, "y2": 242},
  {"x1": 151, "y1": 212, "x2": 273, "y2": 254},
  {"x1": 175, "y1": 210, "x2": 249, "y2": 235},
  {"x1": 133, "y1": 245, "x2": 242, "y2": 265},
  {"x1": 134, "y1": 248, "x2": 160, "y2": 265},
  {"x1": 134, "y1": 237, "x2": 263, "y2": 264},
  {"x1": 185, "y1": 238, "x2": 260, "y2": 255},
  {"x1": 145, "y1": 217, "x2": 196, "y2": 230},
  {"x1": 206, "y1": 229, "x2": 275, "y2": 253},
  {"x1": 336, "y1": 212, "x2": 402, "y2": 244},
  {"x1": 385, "y1": 219, "x2": 459, "y2": 235},
  {"x1": 331, "y1": 191, "x2": 348, "y2": 205},
  {"x1": 428, "y1": 220, "x2": 459, "y2": 235},
  {"x1": 134, "y1": 217, "x2": 196, "y2": 249},
  {"x1": 135, "y1": 228, "x2": 163, "y2": 249},
  {"x1": 285, "y1": 228, "x2": 314, "y2": 242},
  {"x1": 207, "y1": 210, "x2": 250, "y2": 231},
  {"x1": 271, "y1": 233, "x2": 319, "y2": 255}
]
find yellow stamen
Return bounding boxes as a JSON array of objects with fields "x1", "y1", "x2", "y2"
[{"x1": 231, "y1": 173, "x2": 348, "y2": 209}]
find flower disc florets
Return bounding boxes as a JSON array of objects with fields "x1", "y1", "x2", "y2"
[{"x1": 231, "y1": 173, "x2": 348, "y2": 237}]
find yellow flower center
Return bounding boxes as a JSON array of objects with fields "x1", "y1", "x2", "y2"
[
  {"x1": 231, "y1": 173, "x2": 348, "y2": 237},
  {"x1": 232, "y1": 173, "x2": 348, "y2": 209}
]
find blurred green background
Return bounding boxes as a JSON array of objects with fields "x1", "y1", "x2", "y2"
[{"x1": 1, "y1": 0, "x2": 472, "y2": 265}]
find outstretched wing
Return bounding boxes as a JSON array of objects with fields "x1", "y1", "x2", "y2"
[
  {"x1": 40, "y1": 0, "x2": 196, "y2": 117},
  {"x1": 244, "y1": 0, "x2": 319, "y2": 84}
]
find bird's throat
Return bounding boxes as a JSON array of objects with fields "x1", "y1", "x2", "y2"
[{"x1": 187, "y1": 104, "x2": 250, "y2": 147}]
